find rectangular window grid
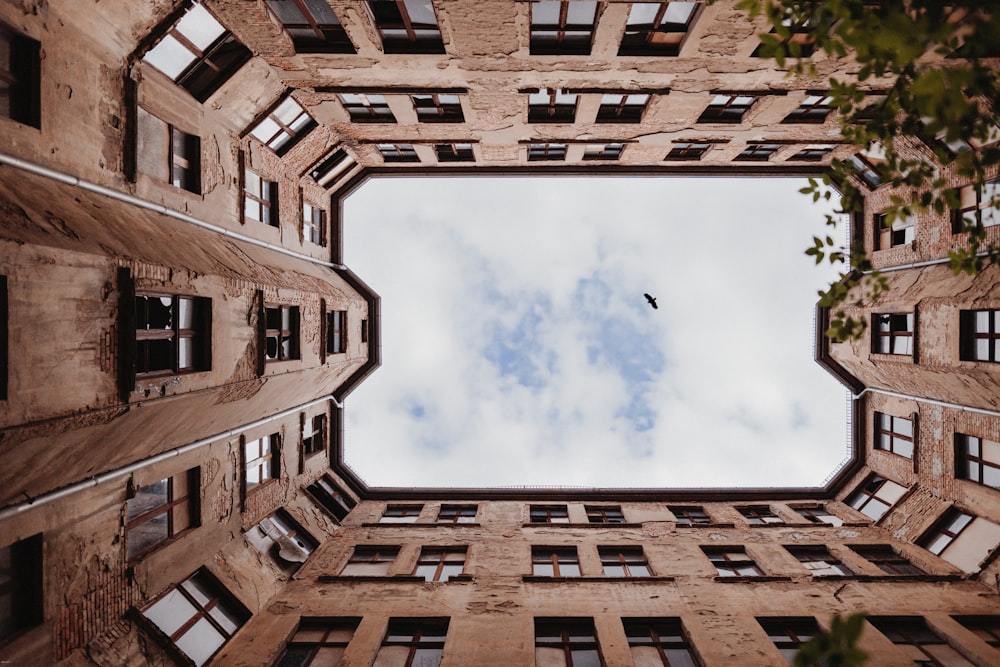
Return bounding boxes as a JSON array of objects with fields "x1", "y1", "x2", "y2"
[
  {"x1": 874, "y1": 412, "x2": 915, "y2": 459},
  {"x1": 244, "y1": 433, "x2": 278, "y2": 491},
  {"x1": 619, "y1": 2, "x2": 699, "y2": 57},
  {"x1": 438, "y1": 505, "x2": 477, "y2": 523},
  {"x1": 786, "y1": 546, "x2": 853, "y2": 576},
  {"x1": 310, "y1": 149, "x2": 352, "y2": 187},
  {"x1": 265, "y1": 304, "x2": 299, "y2": 361},
  {"x1": 412, "y1": 93, "x2": 463, "y2": 122},
  {"x1": 302, "y1": 414, "x2": 326, "y2": 457},
  {"x1": 528, "y1": 88, "x2": 578, "y2": 123},
  {"x1": 698, "y1": 94, "x2": 755, "y2": 123},
  {"x1": 326, "y1": 310, "x2": 346, "y2": 354},
  {"x1": 527, "y1": 143, "x2": 567, "y2": 161},
  {"x1": 738, "y1": 506, "x2": 784, "y2": 525},
  {"x1": 435, "y1": 143, "x2": 475, "y2": 162},
  {"x1": 920, "y1": 507, "x2": 974, "y2": 556},
  {"x1": 960, "y1": 309, "x2": 1000, "y2": 362},
  {"x1": 583, "y1": 143, "x2": 624, "y2": 160},
  {"x1": 868, "y1": 617, "x2": 974, "y2": 666},
  {"x1": 596, "y1": 93, "x2": 650, "y2": 122},
  {"x1": 126, "y1": 469, "x2": 198, "y2": 561},
  {"x1": 275, "y1": 618, "x2": 360, "y2": 667},
  {"x1": 169, "y1": 126, "x2": 201, "y2": 193},
  {"x1": 530, "y1": 505, "x2": 570, "y2": 523},
  {"x1": 265, "y1": 0, "x2": 355, "y2": 53},
  {"x1": 666, "y1": 142, "x2": 711, "y2": 160},
  {"x1": 244, "y1": 169, "x2": 278, "y2": 226},
  {"x1": 585, "y1": 506, "x2": 625, "y2": 524},
  {"x1": 793, "y1": 505, "x2": 843, "y2": 526},
  {"x1": 414, "y1": 547, "x2": 466, "y2": 582},
  {"x1": 599, "y1": 546, "x2": 652, "y2": 577},
  {"x1": 305, "y1": 475, "x2": 355, "y2": 521},
  {"x1": 381, "y1": 505, "x2": 423, "y2": 523},
  {"x1": 735, "y1": 143, "x2": 781, "y2": 161},
  {"x1": 788, "y1": 144, "x2": 834, "y2": 161},
  {"x1": 623, "y1": 617, "x2": 698, "y2": 667},
  {"x1": 953, "y1": 179, "x2": 1000, "y2": 231},
  {"x1": 338, "y1": 93, "x2": 396, "y2": 122},
  {"x1": 341, "y1": 546, "x2": 398, "y2": 576},
  {"x1": 378, "y1": 143, "x2": 420, "y2": 162},
  {"x1": 850, "y1": 544, "x2": 924, "y2": 575},
  {"x1": 532, "y1": 546, "x2": 581, "y2": 577},
  {"x1": 135, "y1": 294, "x2": 209, "y2": 378},
  {"x1": 784, "y1": 94, "x2": 834, "y2": 123},
  {"x1": 368, "y1": 0, "x2": 445, "y2": 54},
  {"x1": 874, "y1": 211, "x2": 916, "y2": 249},
  {"x1": 758, "y1": 617, "x2": 819, "y2": 663},
  {"x1": 956, "y1": 433, "x2": 1000, "y2": 489},
  {"x1": 530, "y1": 1, "x2": 598, "y2": 55},
  {"x1": 703, "y1": 547, "x2": 763, "y2": 577},
  {"x1": 375, "y1": 618, "x2": 449, "y2": 666},
  {"x1": 670, "y1": 505, "x2": 710, "y2": 525},
  {"x1": 303, "y1": 202, "x2": 326, "y2": 246},
  {"x1": 250, "y1": 97, "x2": 317, "y2": 155},
  {"x1": 845, "y1": 474, "x2": 908, "y2": 521},
  {"x1": 849, "y1": 153, "x2": 883, "y2": 187},
  {"x1": 872, "y1": 313, "x2": 914, "y2": 356}
]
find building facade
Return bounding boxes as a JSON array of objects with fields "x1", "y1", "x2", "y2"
[{"x1": 1, "y1": 0, "x2": 999, "y2": 665}]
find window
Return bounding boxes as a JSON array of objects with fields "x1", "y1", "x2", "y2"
[
  {"x1": 0, "y1": 534, "x2": 43, "y2": 645},
  {"x1": 413, "y1": 547, "x2": 466, "y2": 582},
  {"x1": 757, "y1": 618, "x2": 819, "y2": 663},
  {"x1": 435, "y1": 143, "x2": 475, "y2": 162},
  {"x1": 738, "y1": 506, "x2": 784, "y2": 525},
  {"x1": 302, "y1": 413, "x2": 326, "y2": 457},
  {"x1": 952, "y1": 616, "x2": 1000, "y2": 648},
  {"x1": 530, "y1": 1, "x2": 598, "y2": 55},
  {"x1": 303, "y1": 202, "x2": 326, "y2": 246},
  {"x1": 380, "y1": 505, "x2": 423, "y2": 523},
  {"x1": 734, "y1": 143, "x2": 781, "y2": 161},
  {"x1": 868, "y1": 617, "x2": 974, "y2": 667},
  {"x1": 848, "y1": 153, "x2": 883, "y2": 187},
  {"x1": 378, "y1": 143, "x2": 420, "y2": 162},
  {"x1": 874, "y1": 211, "x2": 916, "y2": 249},
  {"x1": 792, "y1": 505, "x2": 843, "y2": 526},
  {"x1": 960, "y1": 309, "x2": 1000, "y2": 362},
  {"x1": 873, "y1": 412, "x2": 915, "y2": 459},
  {"x1": 341, "y1": 546, "x2": 398, "y2": 576},
  {"x1": 249, "y1": 96, "x2": 317, "y2": 155},
  {"x1": 169, "y1": 126, "x2": 201, "y2": 193},
  {"x1": 583, "y1": 143, "x2": 625, "y2": 160},
  {"x1": 244, "y1": 434, "x2": 279, "y2": 492},
  {"x1": 953, "y1": 179, "x2": 1000, "y2": 231},
  {"x1": 619, "y1": 2, "x2": 699, "y2": 57},
  {"x1": 918, "y1": 507, "x2": 1000, "y2": 573},
  {"x1": 437, "y1": 505, "x2": 477, "y2": 523},
  {"x1": 752, "y1": 17, "x2": 818, "y2": 59},
  {"x1": 534, "y1": 618, "x2": 604, "y2": 666},
  {"x1": 528, "y1": 88, "x2": 578, "y2": 123},
  {"x1": 532, "y1": 546, "x2": 581, "y2": 577},
  {"x1": 786, "y1": 546, "x2": 852, "y2": 576},
  {"x1": 788, "y1": 144, "x2": 835, "y2": 161},
  {"x1": 326, "y1": 310, "x2": 346, "y2": 354},
  {"x1": 264, "y1": 304, "x2": 299, "y2": 361},
  {"x1": 703, "y1": 547, "x2": 763, "y2": 577},
  {"x1": 265, "y1": 0, "x2": 355, "y2": 53},
  {"x1": 784, "y1": 94, "x2": 834, "y2": 123},
  {"x1": 697, "y1": 94, "x2": 755, "y2": 123},
  {"x1": 0, "y1": 275, "x2": 5, "y2": 401},
  {"x1": 872, "y1": 313, "x2": 914, "y2": 356},
  {"x1": 141, "y1": 3, "x2": 251, "y2": 102},
  {"x1": 310, "y1": 149, "x2": 353, "y2": 187},
  {"x1": 0, "y1": 24, "x2": 41, "y2": 127},
  {"x1": 126, "y1": 469, "x2": 198, "y2": 561},
  {"x1": 955, "y1": 432, "x2": 1000, "y2": 489},
  {"x1": 305, "y1": 475, "x2": 355, "y2": 521},
  {"x1": 845, "y1": 474, "x2": 907, "y2": 521},
  {"x1": 247, "y1": 510, "x2": 318, "y2": 574},
  {"x1": 585, "y1": 506, "x2": 625, "y2": 524},
  {"x1": 274, "y1": 618, "x2": 360, "y2": 667},
  {"x1": 374, "y1": 618, "x2": 449, "y2": 667},
  {"x1": 140, "y1": 569, "x2": 249, "y2": 666},
  {"x1": 850, "y1": 544, "x2": 924, "y2": 575},
  {"x1": 597, "y1": 93, "x2": 650, "y2": 122},
  {"x1": 599, "y1": 546, "x2": 651, "y2": 577},
  {"x1": 665, "y1": 142, "x2": 711, "y2": 160},
  {"x1": 244, "y1": 169, "x2": 278, "y2": 226},
  {"x1": 527, "y1": 143, "x2": 567, "y2": 161},
  {"x1": 338, "y1": 93, "x2": 396, "y2": 122},
  {"x1": 669, "y1": 505, "x2": 710, "y2": 525},
  {"x1": 367, "y1": 0, "x2": 444, "y2": 54},
  {"x1": 530, "y1": 505, "x2": 570, "y2": 524},
  {"x1": 412, "y1": 93, "x2": 463, "y2": 122},
  {"x1": 622, "y1": 618, "x2": 699, "y2": 667},
  {"x1": 134, "y1": 293, "x2": 211, "y2": 379}
]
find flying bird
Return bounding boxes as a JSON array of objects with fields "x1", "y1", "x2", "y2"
[{"x1": 643, "y1": 293, "x2": 658, "y2": 309}]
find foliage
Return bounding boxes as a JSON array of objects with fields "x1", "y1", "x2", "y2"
[
  {"x1": 793, "y1": 613, "x2": 869, "y2": 667},
  {"x1": 738, "y1": 0, "x2": 1000, "y2": 340}
]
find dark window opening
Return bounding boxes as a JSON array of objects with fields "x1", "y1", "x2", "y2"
[
  {"x1": 412, "y1": 93, "x2": 464, "y2": 122},
  {"x1": 619, "y1": 2, "x2": 699, "y2": 57},
  {"x1": 527, "y1": 143, "x2": 567, "y2": 161},
  {"x1": 302, "y1": 413, "x2": 326, "y2": 458},
  {"x1": 414, "y1": 547, "x2": 466, "y2": 582},
  {"x1": 265, "y1": 304, "x2": 300, "y2": 361},
  {"x1": 305, "y1": 475, "x2": 355, "y2": 521},
  {"x1": 956, "y1": 432, "x2": 1000, "y2": 490},
  {"x1": 735, "y1": 143, "x2": 781, "y2": 161},
  {"x1": 0, "y1": 534, "x2": 43, "y2": 644},
  {"x1": 378, "y1": 143, "x2": 420, "y2": 162},
  {"x1": 784, "y1": 94, "x2": 833, "y2": 123},
  {"x1": 266, "y1": 0, "x2": 356, "y2": 53},
  {"x1": 586, "y1": 506, "x2": 625, "y2": 524},
  {"x1": 872, "y1": 312, "x2": 914, "y2": 356},
  {"x1": 244, "y1": 434, "x2": 279, "y2": 492},
  {"x1": 623, "y1": 617, "x2": 699, "y2": 667},
  {"x1": 310, "y1": 149, "x2": 353, "y2": 187},
  {"x1": 850, "y1": 544, "x2": 924, "y2": 575},
  {"x1": 368, "y1": 0, "x2": 445, "y2": 54},
  {"x1": 528, "y1": 88, "x2": 577, "y2": 123},
  {"x1": 788, "y1": 144, "x2": 834, "y2": 161},
  {"x1": 338, "y1": 93, "x2": 396, "y2": 122},
  {"x1": 326, "y1": 310, "x2": 346, "y2": 353},
  {"x1": 126, "y1": 469, "x2": 199, "y2": 561},
  {"x1": 438, "y1": 505, "x2": 478, "y2": 523},
  {"x1": 304, "y1": 201, "x2": 327, "y2": 246},
  {"x1": 534, "y1": 618, "x2": 603, "y2": 665},
  {"x1": 244, "y1": 169, "x2": 278, "y2": 226},
  {"x1": 669, "y1": 505, "x2": 710, "y2": 525},
  {"x1": 583, "y1": 143, "x2": 624, "y2": 160},
  {"x1": 0, "y1": 24, "x2": 41, "y2": 127},
  {"x1": 134, "y1": 293, "x2": 211, "y2": 379},
  {"x1": 703, "y1": 546, "x2": 763, "y2": 577},
  {"x1": 666, "y1": 142, "x2": 711, "y2": 160},
  {"x1": 758, "y1": 617, "x2": 820, "y2": 663},
  {"x1": 532, "y1": 547, "x2": 581, "y2": 577},
  {"x1": 596, "y1": 93, "x2": 649, "y2": 123},
  {"x1": 170, "y1": 126, "x2": 201, "y2": 194},
  {"x1": 375, "y1": 618, "x2": 449, "y2": 666},
  {"x1": 698, "y1": 94, "x2": 756, "y2": 123},
  {"x1": 249, "y1": 96, "x2": 317, "y2": 155},
  {"x1": 435, "y1": 143, "x2": 475, "y2": 162},
  {"x1": 960, "y1": 309, "x2": 1000, "y2": 362},
  {"x1": 275, "y1": 617, "x2": 360, "y2": 666},
  {"x1": 599, "y1": 546, "x2": 652, "y2": 577},
  {"x1": 530, "y1": 1, "x2": 598, "y2": 55}
]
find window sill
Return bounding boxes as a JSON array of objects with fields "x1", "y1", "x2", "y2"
[
  {"x1": 522, "y1": 576, "x2": 675, "y2": 583},
  {"x1": 746, "y1": 522, "x2": 789, "y2": 527},
  {"x1": 521, "y1": 522, "x2": 644, "y2": 529},
  {"x1": 674, "y1": 522, "x2": 737, "y2": 529},
  {"x1": 318, "y1": 575, "x2": 426, "y2": 583},
  {"x1": 806, "y1": 574, "x2": 963, "y2": 583},
  {"x1": 713, "y1": 576, "x2": 794, "y2": 583},
  {"x1": 362, "y1": 522, "x2": 461, "y2": 528}
]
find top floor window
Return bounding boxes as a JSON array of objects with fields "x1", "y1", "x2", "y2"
[
  {"x1": 534, "y1": 618, "x2": 603, "y2": 666},
  {"x1": 793, "y1": 505, "x2": 843, "y2": 526},
  {"x1": 953, "y1": 179, "x2": 1000, "y2": 231},
  {"x1": 872, "y1": 313, "x2": 914, "y2": 356},
  {"x1": 380, "y1": 505, "x2": 422, "y2": 523},
  {"x1": 960, "y1": 309, "x2": 1000, "y2": 362},
  {"x1": 249, "y1": 96, "x2": 317, "y2": 155},
  {"x1": 586, "y1": 506, "x2": 625, "y2": 524},
  {"x1": 784, "y1": 94, "x2": 834, "y2": 123},
  {"x1": 367, "y1": 0, "x2": 444, "y2": 54},
  {"x1": 310, "y1": 149, "x2": 353, "y2": 188},
  {"x1": 530, "y1": 505, "x2": 569, "y2": 524},
  {"x1": 265, "y1": 0, "x2": 355, "y2": 53},
  {"x1": 596, "y1": 93, "x2": 650, "y2": 122},
  {"x1": 670, "y1": 505, "x2": 710, "y2": 525},
  {"x1": 530, "y1": 1, "x2": 598, "y2": 55},
  {"x1": 141, "y1": 3, "x2": 251, "y2": 102},
  {"x1": 438, "y1": 505, "x2": 477, "y2": 523},
  {"x1": 698, "y1": 94, "x2": 756, "y2": 123},
  {"x1": 845, "y1": 474, "x2": 907, "y2": 521},
  {"x1": 0, "y1": 23, "x2": 41, "y2": 128},
  {"x1": 738, "y1": 506, "x2": 784, "y2": 525},
  {"x1": 619, "y1": 2, "x2": 699, "y2": 57},
  {"x1": 528, "y1": 88, "x2": 577, "y2": 123},
  {"x1": 956, "y1": 432, "x2": 1000, "y2": 490},
  {"x1": 874, "y1": 412, "x2": 915, "y2": 459}
]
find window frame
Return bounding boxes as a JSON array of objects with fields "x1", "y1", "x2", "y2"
[
  {"x1": 248, "y1": 96, "x2": 317, "y2": 156},
  {"x1": 697, "y1": 94, "x2": 756, "y2": 123},
  {"x1": 529, "y1": 0, "x2": 599, "y2": 56},
  {"x1": 303, "y1": 200, "x2": 327, "y2": 246},
  {"x1": 583, "y1": 143, "x2": 625, "y2": 160},
  {"x1": 845, "y1": 474, "x2": 908, "y2": 521},
  {"x1": 669, "y1": 505, "x2": 711, "y2": 526},
  {"x1": 874, "y1": 412, "x2": 915, "y2": 459},
  {"x1": 872, "y1": 312, "x2": 915, "y2": 356},
  {"x1": 413, "y1": 546, "x2": 467, "y2": 582},
  {"x1": 380, "y1": 504, "x2": 423, "y2": 523},
  {"x1": 243, "y1": 433, "x2": 279, "y2": 494},
  {"x1": 534, "y1": 617, "x2": 605, "y2": 666},
  {"x1": 585, "y1": 506, "x2": 625, "y2": 524},
  {"x1": 757, "y1": 617, "x2": 820, "y2": 663},
  {"x1": 0, "y1": 534, "x2": 44, "y2": 646},
  {"x1": 874, "y1": 211, "x2": 916, "y2": 249},
  {"x1": 783, "y1": 94, "x2": 834, "y2": 123},
  {"x1": 703, "y1": 546, "x2": 764, "y2": 577},
  {"x1": 0, "y1": 22, "x2": 41, "y2": 128},
  {"x1": 527, "y1": 88, "x2": 578, "y2": 123},
  {"x1": 326, "y1": 310, "x2": 347, "y2": 354},
  {"x1": 952, "y1": 179, "x2": 1000, "y2": 232},
  {"x1": 367, "y1": 0, "x2": 446, "y2": 54},
  {"x1": 598, "y1": 546, "x2": 652, "y2": 577},
  {"x1": 264, "y1": 303, "x2": 300, "y2": 363},
  {"x1": 248, "y1": 509, "x2": 318, "y2": 574},
  {"x1": 737, "y1": 505, "x2": 785, "y2": 525},
  {"x1": 530, "y1": 505, "x2": 570, "y2": 524},
  {"x1": 301, "y1": 413, "x2": 326, "y2": 458},
  {"x1": 786, "y1": 545, "x2": 853, "y2": 576},
  {"x1": 919, "y1": 507, "x2": 975, "y2": 557},
  {"x1": 868, "y1": 616, "x2": 970, "y2": 666},
  {"x1": 243, "y1": 168, "x2": 278, "y2": 226},
  {"x1": 527, "y1": 142, "x2": 567, "y2": 161},
  {"x1": 955, "y1": 432, "x2": 1000, "y2": 490},
  {"x1": 792, "y1": 504, "x2": 843, "y2": 526},
  {"x1": 305, "y1": 475, "x2": 355, "y2": 522},
  {"x1": 618, "y1": 1, "x2": 700, "y2": 57},
  {"x1": 788, "y1": 144, "x2": 834, "y2": 161},
  {"x1": 338, "y1": 93, "x2": 396, "y2": 123},
  {"x1": 960, "y1": 309, "x2": 1000, "y2": 362},
  {"x1": 169, "y1": 125, "x2": 201, "y2": 194},
  {"x1": 734, "y1": 143, "x2": 781, "y2": 161},
  {"x1": 375, "y1": 618, "x2": 450, "y2": 666},
  {"x1": 437, "y1": 505, "x2": 478, "y2": 523},
  {"x1": 952, "y1": 615, "x2": 1000, "y2": 648},
  {"x1": 274, "y1": 617, "x2": 361, "y2": 667},
  {"x1": 265, "y1": 0, "x2": 356, "y2": 54},
  {"x1": 377, "y1": 143, "x2": 421, "y2": 162},
  {"x1": 133, "y1": 292, "x2": 212, "y2": 380},
  {"x1": 622, "y1": 617, "x2": 700, "y2": 667},
  {"x1": 310, "y1": 149, "x2": 353, "y2": 187},
  {"x1": 850, "y1": 544, "x2": 924, "y2": 575},
  {"x1": 341, "y1": 545, "x2": 399, "y2": 576},
  {"x1": 596, "y1": 93, "x2": 650, "y2": 123},
  {"x1": 666, "y1": 142, "x2": 711, "y2": 160},
  {"x1": 435, "y1": 142, "x2": 475, "y2": 162},
  {"x1": 531, "y1": 546, "x2": 581, "y2": 578},
  {"x1": 411, "y1": 93, "x2": 464, "y2": 122}
]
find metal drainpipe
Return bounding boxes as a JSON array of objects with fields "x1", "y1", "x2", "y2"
[
  {"x1": 0, "y1": 152, "x2": 347, "y2": 271},
  {"x1": 852, "y1": 386, "x2": 1000, "y2": 418},
  {"x1": 0, "y1": 393, "x2": 344, "y2": 521}
]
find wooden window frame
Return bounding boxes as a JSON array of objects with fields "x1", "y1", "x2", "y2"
[
  {"x1": 302, "y1": 413, "x2": 326, "y2": 458},
  {"x1": 305, "y1": 475, "x2": 355, "y2": 521},
  {"x1": 0, "y1": 534, "x2": 43, "y2": 646},
  {"x1": 265, "y1": 0, "x2": 356, "y2": 54},
  {"x1": 532, "y1": 546, "x2": 581, "y2": 577},
  {"x1": 169, "y1": 125, "x2": 201, "y2": 194},
  {"x1": 793, "y1": 505, "x2": 841, "y2": 525},
  {"x1": 303, "y1": 201, "x2": 327, "y2": 246},
  {"x1": 868, "y1": 616, "x2": 960, "y2": 663},
  {"x1": 527, "y1": 143, "x2": 567, "y2": 161},
  {"x1": 125, "y1": 469, "x2": 199, "y2": 562},
  {"x1": 956, "y1": 433, "x2": 1000, "y2": 489},
  {"x1": 413, "y1": 547, "x2": 467, "y2": 582},
  {"x1": 919, "y1": 507, "x2": 975, "y2": 556},
  {"x1": 783, "y1": 94, "x2": 834, "y2": 123},
  {"x1": 734, "y1": 143, "x2": 781, "y2": 161},
  {"x1": 618, "y1": 2, "x2": 700, "y2": 57},
  {"x1": 310, "y1": 149, "x2": 352, "y2": 187},
  {"x1": 697, "y1": 94, "x2": 756, "y2": 123},
  {"x1": 583, "y1": 143, "x2": 624, "y2": 160},
  {"x1": 960, "y1": 309, "x2": 1000, "y2": 362},
  {"x1": 530, "y1": 505, "x2": 570, "y2": 524},
  {"x1": 703, "y1": 547, "x2": 764, "y2": 577},
  {"x1": 243, "y1": 168, "x2": 278, "y2": 226},
  {"x1": 437, "y1": 505, "x2": 478, "y2": 523},
  {"x1": 850, "y1": 544, "x2": 924, "y2": 575},
  {"x1": 380, "y1": 505, "x2": 423, "y2": 523},
  {"x1": 377, "y1": 143, "x2": 420, "y2": 162},
  {"x1": 411, "y1": 93, "x2": 464, "y2": 122},
  {"x1": 527, "y1": 88, "x2": 578, "y2": 123},
  {"x1": 249, "y1": 96, "x2": 317, "y2": 155},
  {"x1": 666, "y1": 142, "x2": 710, "y2": 160},
  {"x1": 534, "y1": 618, "x2": 604, "y2": 665},
  {"x1": 786, "y1": 546, "x2": 853, "y2": 576},
  {"x1": 874, "y1": 412, "x2": 915, "y2": 458},
  {"x1": 342, "y1": 545, "x2": 399, "y2": 574},
  {"x1": 845, "y1": 474, "x2": 906, "y2": 521},
  {"x1": 585, "y1": 506, "x2": 625, "y2": 524},
  {"x1": 952, "y1": 616, "x2": 1000, "y2": 648},
  {"x1": 243, "y1": 433, "x2": 279, "y2": 494},
  {"x1": 758, "y1": 617, "x2": 820, "y2": 662},
  {"x1": 264, "y1": 304, "x2": 300, "y2": 362},
  {"x1": 435, "y1": 143, "x2": 475, "y2": 162},
  {"x1": 738, "y1": 506, "x2": 784, "y2": 525},
  {"x1": 529, "y1": 1, "x2": 599, "y2": 56},
  {"x1": 367, "y1": 0, "x2": 445, "y2": 54},
  {"x1": 596, "y1": 93, "x2": 649, "y2": 123},
  {"x1": 872, "y1": 312, "x2": 914, "y2": 356},
  {"x1": 134, "y1": 292, "x2": 211, "y2": 380},
  {"x1": 669, "y1": 505, "x2": 710, "y2": 525},
  {"x1": 622, "y1": 618, "x2": 698, "y2": 666},
  {"x1": 275, "y1": 617, "x2": 361, "y2": 666},
  {"x1": 376, "y1": 618, "x2": 450, "y2": 666},
  {"x1": 598, "y1": 546, "x2": 652, "y2": 577},
  {"x1": 0, "y1": 23, "x2": 41, "y2": 128},
  {"x1": 338, "y1": 93, "x2": 396, "y2": 122},
  {"x1": 788, "y1": 144, "x2": 834, "y2": 161}
]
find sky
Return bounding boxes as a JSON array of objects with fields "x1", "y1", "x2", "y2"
[{"x1": 341, "y1": 176, "x2": 850, "y2": 489}]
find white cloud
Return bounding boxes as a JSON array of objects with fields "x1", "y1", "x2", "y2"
[{"x1": 342, "y1": 176, "x2": 849, "y2": 488}]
